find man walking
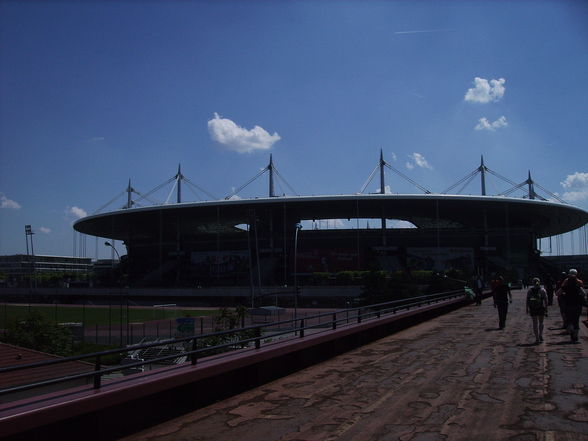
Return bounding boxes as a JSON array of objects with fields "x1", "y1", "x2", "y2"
[
  {"x1": 492, "y1": 275, "x2": 512, "y2": 329},
  {"x1": 559, "y1": 269, "x2": 586, "y2": 343}
]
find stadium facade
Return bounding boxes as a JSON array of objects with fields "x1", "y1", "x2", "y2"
[{"x1": 73, "y1": 155, "x2": 588, "y2": 289}]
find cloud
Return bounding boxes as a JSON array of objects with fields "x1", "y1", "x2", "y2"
[
  {"x1": 376, "y1": 185, "x2": 392, "y2": 194},
  {"x1": 39, "y1": 227, "x2": 51, "y2": 234},
  {"x1": 561, "y1": 172, "x2": 588, "y2": 202},
  {"x1": 65, "y1": 206, "x2": 87, "y2": 220},
  {"x1": 395, "y1": 29, "x2": 451, "y2": 35},
  {"x1": 406, "y1": 153, "x2": 433, "y2": 170},
  {"x1": 208, "y1": 113, "x2": 281, "y2": 153},
  {"x1": 465, "y1": 77, "x2": 506, "y2": 103},
  {"x1": 475, "y1": 116, "x2": 508, "y2": 131},
  {"x1": 0, "y1": 193, "x2": 21, "y2": 209}
]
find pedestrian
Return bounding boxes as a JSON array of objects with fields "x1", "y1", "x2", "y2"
[
  {"x1": 526, "y1": 277, "x2": 548, "y2": 343},
  {"x1": 474, "y1": 274, "x2": 484, "y2": 306},
  {"x1": 558, "y1": 269, "x2": 586, "y2": 343},
  {"x1": 545, "y1": 274, "x2": 555, "y2": 306},
  {"x1": 555, "y1": 272, "x2": 568, "y2": 329},
  {"x1": 492, "y1": 275, "x2": 512, "y2": 329}
]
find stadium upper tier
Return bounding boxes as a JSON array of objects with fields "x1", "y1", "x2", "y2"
[{"x1": 74, "y1": 194, "x2": 588, "y2": 240}]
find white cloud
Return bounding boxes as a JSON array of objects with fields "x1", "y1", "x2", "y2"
[
  {"x1": 561, "y1": 172, "x2": 588, "y2": 202},
  {"x1": 39, "y1": 227, "x2": 51, "y2": 234},
  {"x1": 406, "y1": 152, "x2": 433, "y2": 170},
  {"x1": 208, "y1": 113, "x2": 281, "y2": 153},
  {"x1": 0, "y1": 193, "x2": 21, "y2": 209},
  {"x1": 376, "y1": 185, "x2": 392, "y2": 194},
  {"x1": 395, "y1": 29, "x2": 451, "y2": 35},
  {"x1": 465, "y1": 77, "x2": 506, "y2": 103},
  {"x1": 66, "y1": 206, "x2": 87, "y2": 220},
  {"x1": 475, "y1": 116, "x2": 508, "y2": 131}
]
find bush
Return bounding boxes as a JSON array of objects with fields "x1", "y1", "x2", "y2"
[{"x1": 2, "y1": 312, "x2": 73, "y2": 356}]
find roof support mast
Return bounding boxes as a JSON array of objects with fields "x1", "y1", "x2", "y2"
[
  {"x1": 176, "y1": 164, "x2": 183, "y2": 203},
  {"x1": 126, "y1": 179, "x2": 133, "y2": 209},
  {"x1": 380, "y1": 149, "x2": 386, "y2": 234},
  {"x1": 528, "y1": 171, "x2": 535, "y2": 200},
  {"x1": 379, "y1": 149, "x2": 386, "y2": 195},
  {"x1": 268, "y1": 154, "x2": 275, "y2": 197},
  {"x1": 480, "y1": 155, "x2": 487, "y2": 196}
]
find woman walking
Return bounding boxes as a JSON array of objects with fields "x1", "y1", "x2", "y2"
[{"x1": 526, "y1": 277, "x2": 548, "y2": 343}]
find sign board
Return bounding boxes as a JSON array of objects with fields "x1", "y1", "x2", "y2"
[{"x1": 176, "y1": 317, "x2": 195, "y2": 336}]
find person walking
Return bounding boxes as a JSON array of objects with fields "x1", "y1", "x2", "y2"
[
  {"x1": 545, "y1": 274, "x2": 555, "y2": 306},
  {"x1": 555, "y1": 272, "x2": 568, "y2": 329},
  {"x1": 492, "y1": 275, "x2": 512, "y2": 329},
  {"x1": 526, "y1": 277, "x2": 548, "y2": 343},
  {"x1": 474, "y1": 274, "x2": 484, "y2": 306},
  {"x1": 558, "y1": 269, "x2": 586, "y2": 343}
]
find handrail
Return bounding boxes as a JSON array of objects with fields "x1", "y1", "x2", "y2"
[{"x1": 0, "y1": 290, "x2": 466, "y2": 398}]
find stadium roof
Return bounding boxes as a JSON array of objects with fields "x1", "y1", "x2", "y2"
[{"x1": 74, "y1": 194, "x2": 588, "y2": 240}]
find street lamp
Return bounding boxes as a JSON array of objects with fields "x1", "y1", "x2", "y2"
[
  {"x1": 104, "y1": 241, "x2": 120, "y2": 261},
  {"x1": 104, "y1": 241, "x2": 126, "y2": 345},
  {"x1": 294, "y1": 223, "x2": 302, "y2": 322}
]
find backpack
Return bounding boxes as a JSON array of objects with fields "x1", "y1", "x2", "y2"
[
  {"x1": 528, "y1": 287, "x2": 544, "y2": 314},
  {"x1": 563, "y1": 279, "x2": 586, "y2": 306}
]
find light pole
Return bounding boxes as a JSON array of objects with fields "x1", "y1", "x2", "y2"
[
  {"x1": 105, "y1": 241, "x2": 120, "y2": 261},
  {"x1": 294, "y1": 223, "x2": 302, "y2": 322},
  {"x1": 25, "y1": 225, "x2": 36, "y2": 290},
  {"x1": 105, "y1": 241, "x2": 124, "y2": 344}
]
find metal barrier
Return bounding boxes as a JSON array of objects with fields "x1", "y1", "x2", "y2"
[{"x1": 0, "y1": 290, "x2": 466, "y2": 400}]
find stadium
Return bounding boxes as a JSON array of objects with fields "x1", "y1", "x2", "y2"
[{"x1": 73, "y1": 154, "x2": 588, "y2": 293}]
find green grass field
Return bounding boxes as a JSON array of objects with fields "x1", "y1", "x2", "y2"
[{"x1": 0, "y1": 304, "x2": 218, "y2": 328}]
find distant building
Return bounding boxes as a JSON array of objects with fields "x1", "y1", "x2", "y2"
[{"x1": 0, "y1": 255, "x2": 92, "y2": 287}]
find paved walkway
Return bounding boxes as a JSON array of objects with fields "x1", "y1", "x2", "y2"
[{"x1": 121, "y1": 290, "x2": 588, "y2": 441}]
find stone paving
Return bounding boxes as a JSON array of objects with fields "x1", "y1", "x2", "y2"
[{"x1": 120, "y1": 290, "x2": 588, "y2": 441}]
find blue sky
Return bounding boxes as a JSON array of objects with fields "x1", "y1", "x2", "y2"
[{"x1": 1, "y1": 1, "x2": 587, "y2": 259}]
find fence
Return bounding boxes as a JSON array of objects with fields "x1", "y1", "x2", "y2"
[{"x1": 0, "y1": 289, "x2": 467, "y2": 403}]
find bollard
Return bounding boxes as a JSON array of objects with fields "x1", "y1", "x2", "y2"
[
  {"x1": 332, "y1": 313, "x2": 337, "y2": 330},
  {"x1": 300, "y1": 319, "x2": 305, "y2": 338}
]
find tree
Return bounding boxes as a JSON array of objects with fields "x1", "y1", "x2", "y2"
[{"x1": 2, "y1": 312, "x2": 73, "y2": 356}]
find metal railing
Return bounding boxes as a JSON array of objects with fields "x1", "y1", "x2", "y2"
[{"x1": 0, "y1": 290, "x2": 466, "y2": 400}]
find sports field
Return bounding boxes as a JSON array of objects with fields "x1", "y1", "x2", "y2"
[{"x1": 0, "y1": 303, "x2": 218, "y2": 328}]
